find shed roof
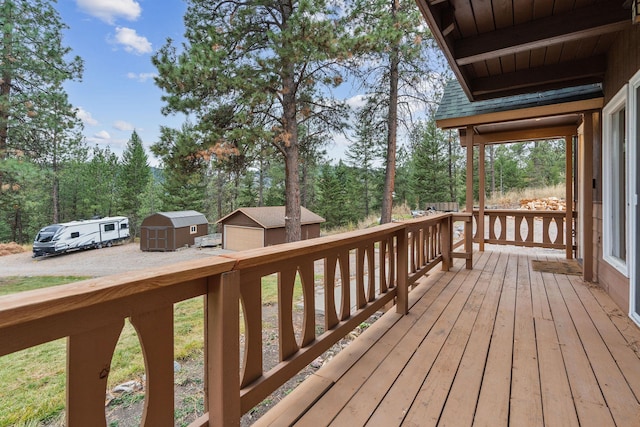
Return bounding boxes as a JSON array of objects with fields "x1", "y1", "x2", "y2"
[
  {"x1": 155, "y1": 210, "x2": 208, "y2": 228},
  {"x1": 435, "y1": 80, "x2": 603, "y2": 123},
  {"x1": 217, "y1": 206, "x2": 325, "y2": 229}
]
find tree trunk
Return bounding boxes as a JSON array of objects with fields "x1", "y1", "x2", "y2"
[
  {"x1": 282, "y1": 67, "x2": 301, "y2": 242},
  {"x1": 448, "y1": 131, "x2": 455, "y2": 201},
  {"x1": 380, "y1": 0, "x2": 400, "y2": 224},
  {"x1": 489, "y1": 145, "x2": 496, "y2": 197}
]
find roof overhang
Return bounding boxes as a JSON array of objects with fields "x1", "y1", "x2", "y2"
[{"x1": 416, "y1": 0, "x2": 633, "y2": 101}]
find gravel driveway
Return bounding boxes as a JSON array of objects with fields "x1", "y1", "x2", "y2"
[{"x1": 0, "y1": 243, "x2": 233, "y2": 277}]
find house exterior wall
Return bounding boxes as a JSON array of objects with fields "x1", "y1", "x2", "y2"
[
  {"x1": 595, "y1": 26, "x2": 640, "y2": 312},
  {"x1": 604, "y1": 24, "x2": 640, "y2": 104},
  {"x1": 264, "y1": 228, "x2": 286, "y2": 246}
]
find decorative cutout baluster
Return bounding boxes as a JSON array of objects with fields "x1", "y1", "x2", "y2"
[
  {"x1": 298, "y1": 262, "x2": 316, "y2": 347},
  {"x1": 239, "y1": 275, "x2": 262, "y2": 388},
  {"x1": 131, "y1": 306, "x2": 174, "y2": 426},
  {"x1": 278, "y1": 269, "x2": 298, "y2": 360},
  {"x1": 67, "y1": 320, "x2": 124, "y2": 426}
]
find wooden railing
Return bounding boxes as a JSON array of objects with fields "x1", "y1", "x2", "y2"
[
  {"x1": 472, "y1": 209, "x2": 571, "y2": 250},
  {"x1": 0, "y1": 213, "x2": 470, "y2": 426}
]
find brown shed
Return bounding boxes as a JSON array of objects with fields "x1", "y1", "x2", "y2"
[
  {"x1": 140, "y1": 210, "x2": 208, "y2": 252},
  {"x1": 216, "y1": 206, "x2": 325, "y2": 251}
]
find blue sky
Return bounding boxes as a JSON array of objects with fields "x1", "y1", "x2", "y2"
[
  {"x1": 54, "y1": 0, "x2": 370, "y2": 167},
  {"x1": 55, "y1": 0, "x2": 188, "y2": 166}
]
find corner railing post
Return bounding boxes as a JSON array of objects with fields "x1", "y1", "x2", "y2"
[
  {"x1": 396, "y1": 226, "x2": 409, "y2": 315},
  {"x1": 207, "y1": 270, "x2": 241, "y2": 426},
  {"x1": 441, "y1": 215, "x2": 451, "y2": 271},
  {"x1": 465, "y1": 214, "x2": 473, "y2": 269}
]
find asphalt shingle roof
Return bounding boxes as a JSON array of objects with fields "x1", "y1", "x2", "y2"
[{"x1": 435, "y1": 80, "x2": 603, "y2": 122}]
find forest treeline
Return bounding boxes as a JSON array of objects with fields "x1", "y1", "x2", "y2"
[{"x1": 0, "y1": 0, "x2": 566, "y2": 244}]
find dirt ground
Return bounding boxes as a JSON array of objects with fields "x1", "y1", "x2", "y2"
[
  {"x1": 1, "y1": 243, "x2": 381, "y2": 426},
  {"x1": 0, "y1": 242, "x2": 233, "y2": 278}
]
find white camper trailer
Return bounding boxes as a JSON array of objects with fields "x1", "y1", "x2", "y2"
[{"x1": 33, "y1": 216, "x2": 130, "y2": 257}]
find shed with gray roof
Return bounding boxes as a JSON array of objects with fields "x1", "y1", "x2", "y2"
[
  {"x1": 216, "y1": 206, "x2": 325, "y2": 251},
  {"x1": 140, "y1": 210, "x2": 208, "y2": 251}
]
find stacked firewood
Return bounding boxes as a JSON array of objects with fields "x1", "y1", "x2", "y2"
[{"x1": 519, "y1": 197, "x2": 565, "y2": 211}]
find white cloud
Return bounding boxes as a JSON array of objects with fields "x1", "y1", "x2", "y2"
[
  {"x1": 93, "y1": 130, "x2": 111, "y2": 140},
  {"x1": 113, "y1": 120, "x2": 135, "y2": 131},
  {"x1": 76, "y1": 107, "x2": 98, "y2": 126},
  {"x1": 126, "y1": 72, "x2": 157, "y2": 83},
  {"x1": 77, "y1": 0, "x2": 142, "y2": 25},
  {"x1": 112, "y1": 27, "x2": 152, "y2": 55},
  {"x1": 345, "y1": 94, "x2": 369, "y2": 109}
]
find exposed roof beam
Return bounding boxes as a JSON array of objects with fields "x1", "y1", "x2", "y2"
[
  {"x1": 471, "y1": 125, "x2": 580, "y2": 145},
  {"x1": 454, "y1": 3, "x2": 629, "y2": 66},
  {"x1": 470, "y1": 56, "x2": 606, "y2": 98}
]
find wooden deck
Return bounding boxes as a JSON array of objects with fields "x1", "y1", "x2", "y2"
[{"x1": 255, "y1": 246, "x2": 640, "y2": 427}]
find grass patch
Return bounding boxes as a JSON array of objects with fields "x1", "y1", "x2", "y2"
[
  {"x1": 0, "y1": 273, "x2": 304, "y2": 425},
  {"x1": 0, "y1": 276, "x2": 89, "y2": 296}
]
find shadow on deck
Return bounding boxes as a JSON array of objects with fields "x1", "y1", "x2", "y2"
[{"x1": 256, "y1": 246, "x2": 640, "y2": 426}]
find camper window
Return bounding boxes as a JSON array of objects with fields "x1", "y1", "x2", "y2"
[
  {"x1": 71, "y1": 232, "x2": 80, "y2": 238},
  {"x1": 120, "y1": 223, "x2": 128, "y2": 229},
  {"x1": 104, "y1": 223, "x2": 115, "y2": 232}
]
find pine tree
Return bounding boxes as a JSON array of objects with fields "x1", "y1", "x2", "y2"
[
  {"x1": 348, "y1": 0, "x2": 446, "y2": 223},
  {"x1": 0, "y1": 0, "x2": 83, "y2": 237},
  {"x1": 151, "y1": 124, "x2": 207, "y2": 212},
  {"x1": 118, "y1": 130, "x2": 151, "y2": 238},
  {"x1": 153, "y1": 0, "x2": 351, "y2": 242}
]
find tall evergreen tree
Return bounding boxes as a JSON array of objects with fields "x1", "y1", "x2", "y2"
[
  {"x1": 348, "y1": 0, "x2": 446, "y2": 223},
  {"x1": 153, "y1": 0, "x2": 351, "y2": 242},
  {"x1": 151, "y1": 124, "x2": 207, "y2": 212},
  {"x1": 409, "y1": 119, "x2": 450, "y2": 208},
  {"x1": 0, "y1": 0, "x2": 83, "y2": 237},
  {"x1": 118, "y1": 130, "x2": 151, "y2": 239},
  {"x1": 346, "y1": 104, "x2": 384, "y2": 218}
]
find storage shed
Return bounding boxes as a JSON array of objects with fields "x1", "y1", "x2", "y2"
[
  {"x1": 216, "y1": 206, "x2": 325, "y2": 251},
  {"x1": 140, "y1": 210, "x2": 208, "y2": 252}
]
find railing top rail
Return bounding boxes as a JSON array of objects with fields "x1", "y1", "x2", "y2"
[
  {"x1": 473, "y1": 209, "x2": 566, "y2": 215},
  {"x1": 0, "y1": 256, "x2": 236, "y2": 329},
  {"x1": 219, "y1": 216, "x2": 454, "y2": 270},
  {"x1": 0, "y1": 214, "x2": 456, "y2": 330}
]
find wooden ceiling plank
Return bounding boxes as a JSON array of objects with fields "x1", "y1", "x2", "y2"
[
  {"x1": 471, "y1": 0, "x2": 496, "y2": 33},
  {"x1": 472, "y1": 56, "x2": 605, "y2": 96},
  {"x1": 454, "y1": 3, "x2": 629, "y2": 66},
  {"x1": 532, "y1": 0, "x2": 554, "y2": 19},
  {"x1": 514, "y1": 0, "x2": 534, "y2": 25},
  {"x1": 492, "y1": 0, "x2": 514, "y2": 29},
  {"x1": 529, "y1": 47, "x2": 547, "y2": 69},
  {"x1": 471, "y1": 55, "x2": 606, "y2": 96},
  {"x1": 450, "y1": 0, "x2": 479, "y2": 38}
]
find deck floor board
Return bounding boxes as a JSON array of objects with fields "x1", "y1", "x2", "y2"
[{"x1": 255, "y1": 246, "x2": 640, "y2": 427}]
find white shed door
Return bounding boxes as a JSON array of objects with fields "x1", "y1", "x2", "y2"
[{"x1": 224, "y1": 225, "x2": 264, "y2": 251}]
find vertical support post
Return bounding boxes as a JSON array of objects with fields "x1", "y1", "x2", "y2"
[
  {"x1": 396, "y1": 227, "x2": 409, "y2": 315},
  {"x1": 478, "y1": 143, "x2": 486, "y2": 252},
  {"x1": 441, "y1": 215, "x2": 451, "y2": 271},
  {"x1": 465, "y1": 127, "x2": 474, "y2": 269},
  {"x1": 583, "y1": 112, "x2": 595, "y2": 281},
  {"x1": 566, "y1": 134, "x2": 574, "y2": 259},
  {"x1": 207, "y1": 271, "x2": 241, "y2": 426}
]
